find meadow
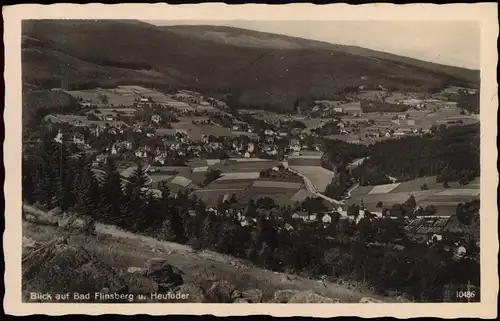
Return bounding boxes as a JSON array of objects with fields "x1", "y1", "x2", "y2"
[{"x1": 288, "y1": 165, "x2": 335, "y2": 193}]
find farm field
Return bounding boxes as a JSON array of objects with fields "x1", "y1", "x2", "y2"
[
  {"x1": 237, "y1": 189, "x2": 298, "y2": 207},
  {"x1": 148, "y1": 173, "x2": 174, "y2": 183},
  {"x1": 218, "y1": 172, "x2": 261, "y2": 180},
  {"x1": 252, "y1": 180, "x2": 302, "y2": 190},
  {"x1": 301, "y1": 118, "x2": 334, "y2": 133},
  {"x1": 63, "y1": 85, "x2": 217, "y2": 110},
  {"x1": 346, "y1": 176, "x2": 480, "y2": 215},
  {"x1": 203, "y1": 178, "x2": 257, "y2": 190},
  {"x1": 194, "y1": 178, "x2": 259, "y2": 206},
  {"x1": 237, "y1": 179, "x2": 304, "y2": 206},
  {"x1": 45, "y1": 114, "x2": 127, "y2": 128},
  {"x1": 211, "y1": 160, "x2": 280, "y2": 173},
  {"x1": 170, "y1": 121, "x2": 234, "y2": 141},
  {"x1": 187, "y1": 159, "x2": 221, "y2": 167},
  {"x1": 290, "y1": 189, "x2": 317, "y2": 203},
  {"x1": 194, "y1": 190, "x2": 241, "y2": 206},
  {"x1": 287, "y1": 155, "x2": 323, "y2": 167},
  {"x1": 288, "y1": 165, "x2": 335, "y2": 193},
  {"x1": 170, "y1": 175, "x2": 193, "y2": 187},
  {"x1": 187, "y1": 172, "x2": 207, "y2": 186}
]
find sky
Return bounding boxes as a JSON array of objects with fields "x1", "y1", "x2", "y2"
[{"x1": 146, "y1": 20, "x2": 480, "y2": 70}]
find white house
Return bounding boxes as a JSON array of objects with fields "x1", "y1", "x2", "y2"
[
  {"x1": 54, "y1": 130, "x2": 63, "y2": 144},
  {"x1": 322, "y1": 213, "x2": 332, "y2": 224}
]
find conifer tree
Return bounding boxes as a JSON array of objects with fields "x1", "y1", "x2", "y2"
[
  {"x1": 32, "y1": 141, "x2": 61, "y2": 207},
  {"x1": 101, "y1": 158, "x2": 124, "y2": 223},
  {"x1": 121, "y1": 162, "x2": 150, "y2": 230},
  {"x1": 73, "y1": 157, "x2": 100, "y2": 217}
]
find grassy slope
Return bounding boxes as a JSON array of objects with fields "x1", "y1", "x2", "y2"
[
  {"x1": 23, "y1": 218, "x2": 392, "y2": 303},
  {"x1": 164, "y1": 24, "x2": 479, "y2": 86},
  {"x1": 22, "y1": 20, "x2": 478, "y2": 112}
]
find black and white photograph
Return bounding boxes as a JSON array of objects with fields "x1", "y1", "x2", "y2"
[{"x1": 3, "y1": 3, "x2": 498, "y2": 318}]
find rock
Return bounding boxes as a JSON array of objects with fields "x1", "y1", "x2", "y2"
[
  {"x1": 332, "y1": 298, "x2": 343, "y2": 303},
  {"x1": 288, "y1": 290, "x2": 335, "y2": 303},
  {"x1": 121, "y1": 273, "x2": 158, "y2": 294},
  {"x1": 241, "y1": 288, "x2": 263, "y2": 303},
  {"x1": 233, "y1": 298, "x2": 251, "y2": 303},
  {"x1": 271, "y1": 289, "x2": 301, "y2": 303},
  {"x1": 144, "y1": 258, "x2": 183, "y2": 289},
  {"x1": 127, "y1": 267, "x2": 147, "y2": 275},
  {"x1": 22, "y1": 236, "x2": 38, "y2": 249},
  {"x1": 58, "y1": 213, "x2": 96, "y2": 235},
  {"x1": 206, "y1": 280, "x2": 237, "y2": 303},
  {"x1": 359, "y1": 297, "x2": 384, "y2": 303},
  {"x1": 24, "y1": 214, "x2": 38, "y2": 224},
  {"x1": 174, "y1": 284, "x2": 206, "y2": 303},
  {"x1": 22, "y1": 238, "x2": 126, "y2": 299}
]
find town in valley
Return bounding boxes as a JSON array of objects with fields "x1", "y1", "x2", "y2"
[{"x1": 21, "y1": 19, "x2": 481, "y2": 304}]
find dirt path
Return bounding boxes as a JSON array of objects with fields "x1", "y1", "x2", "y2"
[{"x1": 286, "y1": 166, "x2": 345, "y2": 209}]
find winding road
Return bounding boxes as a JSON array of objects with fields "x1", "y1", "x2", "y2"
[{"x1": 284, "y1": 161, "x2": 345, "y2": 210}]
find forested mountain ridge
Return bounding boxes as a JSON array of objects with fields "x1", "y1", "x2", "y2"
[{"x1": 22, "y1": 20, "x2": 479, "y2": 112}]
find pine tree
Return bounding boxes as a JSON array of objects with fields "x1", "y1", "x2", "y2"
[
  {"x1": 101, "y1": 158, "x2": 124, "y2": 224},
  {"x1": 32, "y1": 141, "x2": 61, "y2": 207},
  {"x1": 121, "y1": 162, "x2": 150, "y2": 231},
  {"x1": 73, "y1": 158, "x2": 100, "y2": 217}
]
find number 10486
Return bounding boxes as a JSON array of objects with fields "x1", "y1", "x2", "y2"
[{"x1": 456, "y1": 291, "x2": 475, "y2": 299}]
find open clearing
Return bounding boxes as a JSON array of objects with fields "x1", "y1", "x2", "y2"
[
  {"x1": 170, "y1": 175, "x2": 193, "y2": 187},
  {"x1": 368, "y1": 183, "x2": 401, "y2": 194},
  {"x1": 212, "y1": 160, "x2": 279, "y2": 173},
  {"x1": 238, "y1": 189, "x2": 298, "y2": 207},
  {"x1": 218, "y1": 172, "x2": 261, "y2": 180},
  {"x1": 346, "y1": 176, "x2": 480, "y2": 214},
  {"x1": 288, "y1": 166, "x2": 335, "y2": 193},
  {"x1": 171, "y1": 118, "x2": 235, "y2": 141}
]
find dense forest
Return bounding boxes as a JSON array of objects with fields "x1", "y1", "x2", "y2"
[
  {"x1": 322, "y1": 124, "x2": 479, "y2": 187},
  {"x1": 22, "y1": 139, "x2": 480, "y2": 302}
]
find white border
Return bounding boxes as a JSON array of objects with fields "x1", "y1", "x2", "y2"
[{"x1": 3, "y1": 3, "x2": 498, "y2": 318}]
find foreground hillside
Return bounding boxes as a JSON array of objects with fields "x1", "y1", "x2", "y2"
[
  {"x1": 22, "y1": 205, "x2": 392, "y2": 303},
  {"x1": 22, "y1": 20, "x2": 479, "y2": 111}
]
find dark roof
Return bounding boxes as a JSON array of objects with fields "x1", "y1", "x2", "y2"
[{"x1": 404, "y1": 217, "x2": 452, "y2": 235}]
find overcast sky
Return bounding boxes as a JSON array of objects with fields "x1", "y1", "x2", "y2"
[{"x1": 146, "y1": 20, "x2": 480, "y2": 70}]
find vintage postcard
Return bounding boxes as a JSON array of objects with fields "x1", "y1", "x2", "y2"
[{"x1": 3, "y1": 3, "x2": 498, "y2": 318}]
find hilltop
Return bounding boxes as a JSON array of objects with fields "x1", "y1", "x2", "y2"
[{"x1": 22, "y1": 20, "x2": 479, "y2": 112}]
